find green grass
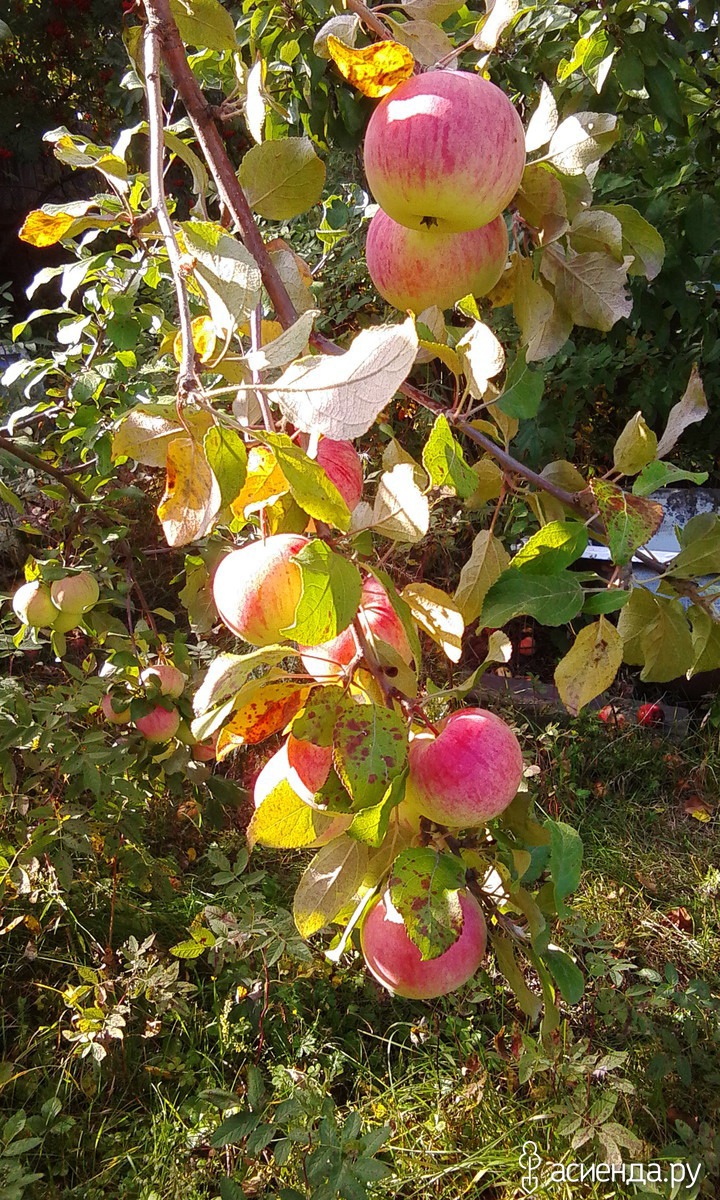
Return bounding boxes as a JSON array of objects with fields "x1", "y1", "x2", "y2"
[{"x1": 1, "y1": 714, "x2": 719, "y2": 1200}]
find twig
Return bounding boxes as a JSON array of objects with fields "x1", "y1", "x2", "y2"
[
  {"x1": 250, "y1": 303, "x2": 275, "y2": 433},
  {"x1": 345, "y1": 0, "x2": 394, "y2": 40},
  {"x1": 0, "y1": 434, "x2": 92, "y2": 505},
  {"x1": 142, "y1": 13, "x2": 201, "y2": 405}
]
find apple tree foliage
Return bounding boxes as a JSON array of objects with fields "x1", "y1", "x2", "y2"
[{"x1": 2, "y1": 0, "x2": 720, "y2": 1024}]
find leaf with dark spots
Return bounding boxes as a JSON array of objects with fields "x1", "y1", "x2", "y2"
[
  {"x1": 389, "y1": 848, "x2": 466, "y2": 961},
  {"x1": 333, "y1": 701, "x2": 407, "y2": 809}
]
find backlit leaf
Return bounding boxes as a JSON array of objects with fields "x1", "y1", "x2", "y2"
[
  {"x1": 203, "y1": 426, "x2": 248, "y2": 509},
  {"x1": 216, "y1": 680, "x2": 310, "y2": 757},
  {"x1": 263, "y1": 432, "x2": 351, "y2": 531},
  {"x1": 422, "y1": 415, "x2": 477, "y2": 499},
  {"x1": 554, "y1": 617, "x2": 623, "y2": 715},
  {"x1": 293, "y1": 836, "x2": 370, "y2": 938},
  {"x1": 247, "y1": 780, "x2": 346, "y2": 850},
  {"x1": 372, "y1": 463, "x2": 430, "y2": 543},
  {"x1": 157, "y1": 436, "x2": 222, "y2": 547},
  {"x1": 613, "y1": 411, "x2": 658, "y2": 476},
  {"x1": 402, "y1": 583, "x2": 464, "y2": 663},
  {"x1": 169, "y1": 0, "x2": 237, "y2": 51},
  {"x1": 656, "y1": 366, "x2": 708, "y2": 459},
  {"x1": 454, "y1": 531, "x2": 510, "y2": 625},
  {"x1": 389, "y1": 848, "x2": 465, "y2": 960},
  {"x1": 588, "y1": 480, "x2": 663, "y2": 566},
  {"x1": 281, "y1": 541, "x2": 362, "y2": 646},
  {"x1": 333, "y1": 702, "x2": 407, "y2": 809},
  {"x1": 326, "y1": 36, "x2": 414, "y2": 98}
]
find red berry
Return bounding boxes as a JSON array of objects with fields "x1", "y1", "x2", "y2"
[{"x1": 637, "y1": 702, "x2": 663, "y2": 728}]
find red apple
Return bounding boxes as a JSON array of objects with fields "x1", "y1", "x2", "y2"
[
  {"x1": 315, "y1": 438, "x2": 363, "y2": 511},
  {"x1": 213, "y1": 534, "x2": 309, "y2": 646},
  {"x1": 12, "y1": 581, "x2": 59, "y2": 628},
  {"x1": 253, "y1": 735, "x2": 351, "y2": 846},
  {"x1": 407, "y1": 707, "x2": 523, "y2": 827},
  {"x1": 192, "y1": 733, "x2": 219, "y2": 761},
  {"x1": 101, "y1": 693, "x2": 131, "y2": 725},
  {"x1": 366, "y1": 209, "x2": 508, "y2": 312},
  {"x1": 361, "y1": 888, "x2": 487, "y2": 999},
  {"x1": 363, "y1": 70, "x2": 525, "y2": 234},
  {"x1": 299, "y1": 576, "x2": 413, "y2": 683},
  {"x1": 135, "y1": 705, "x2": 180, "y2": 743},
  {"x1": 637, "y1": 702, "x2": 663, "y2": 727},
  {"x1": 598, "y1": 704, "x2": 627, "y2": 727},
  {"x1": 140, "y1": 663, "x2": 186, "y2": 699}
]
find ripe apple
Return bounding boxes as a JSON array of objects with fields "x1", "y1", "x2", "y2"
[
  {"x1": 50, "y1": 571, "x2": 99, "y2": 614},
  {"x1": 213, "y1": 533, "x2": 309, "y2": 646},
  {"x1": 406, "y1": 707, "x2": 523, "y2": 827},
  {"x1": 101, "y1": 693, "x2": 131, "y2": 725},
  {"x1": 637, "y1": 702, "x2": 663, "y2": 728},
  {"x1": 299, "y1": 576, "x2": 413, "y2": 683},
  {"x1": 140, "y1": 663, "x2": 186, "y2": 699},
  {"x1": 253, "y1": 735, "x2": 351, "y2": 846},
  {"x1": 315, "y1": 438, "x2": 363, "y2": 511},
  {"x1": 363, "y1": 70, "x2": 525, "y2": 233},
  {"x1": 192, "y1": 733, "x2": 219, "y2": 762},
  {"x1": 366, "y1": 209, "x2": 508, "y2": 312},
  {"x1": 361, "y1": 888, "x2": 487, "y2": 999},
  {"x1": 135, "y1": 705, "x2": 180, "y2": 743},
  {"x1": 12, "y1": 581, "x2": 59, "y2": 628}
]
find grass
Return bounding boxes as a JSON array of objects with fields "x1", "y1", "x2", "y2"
[{"x1": 1, "y1": 710, "x2": 719, "y2": 1200}]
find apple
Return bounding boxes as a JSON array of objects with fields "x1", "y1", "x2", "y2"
[
  {"x1": 212, "y1": 533, "x2": 309, "y2": 646},
  {"x1": 140, "y1": 663, "x2": 186, "y2": 699},
  {"x1": 406, "y1": 707, "x2": 523, "y2": 827},
  {"x1": 299, "y1": 576, "x2": 413, "y2": 683},
  {"x1": 363, "y1": 70, "x2": 525, "y2": 233},
  {"x1": 12, "y1": 581, "x2": 59, "y2": 628},
  {"x1": 52, "y1": 610, "x2": 82, "y2": 634},
  {"x1": 637, "y1": 702, "x2": 663, "y2": 728},
  {"x1": 135, "y1": 705, "x2": 180, "y2": 743},
  {"x1": 192, "y1": 732, "x2": 219, "y2": 762},
  {"x1": 366, "y1": 209, "x2": 508, "y2": 312},
  {"x1": 315, "y1": 438, "x2": 363, "y2": 511},
  {"x1": 253, "y1": 735, "x2": 351, "y2": 846},
  {"x1": 101, "y1": 693, "x2": 131, "y2": 725},
  {"x1": 50, "y1": 571, "x2": 99, "y2": 614},
  {"x1": 598, "y1": 704, "x2": 627, "y2": 728},
  {"x1": 361, "y1": 887, "x2": 487, "y2": 999}
]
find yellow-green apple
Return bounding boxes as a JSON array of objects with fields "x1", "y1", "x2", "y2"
[
  {"x1": 140, "y1": 663, "x2": 186, "y2": 699},
  {"x1": 361, "y1": 887, "x2": 487, "y2": 998},
  {"x1": 299, "y1": 576, "x2": 413, "y2": 682},
  {"x1": 52, "y1": 610, "x2": 82, "y2": 634},
  {"x1": 135, "y1": 704, "x2": 180, "y2": 743},
  {"x1": 315, "y1": 438, "x2": 363, "y2": 510},
  {"x1": 363, "y1": 70, "x2": 525, "y2": 233},
  {"x1": 407, "y1": 707, "x2": 523, "y2": 827},
  {"x1": 101, "y1": 693, "x2": 131, "y2": 725},
  {"x1": 253, "y1": 734, "x2": 352, "y2": 846},
  {"x1": 50, "y1": 571, "x2": 99, "y2": 614},
  {"x1": 12, "y1": 581, "x2": 59, "y2": 628},
  {"x1": 212, "y1": 533, "x2": 309, "y2": 646},
  {"x1": 366, "y1": 209, "x2": 508, "y2": 312}
]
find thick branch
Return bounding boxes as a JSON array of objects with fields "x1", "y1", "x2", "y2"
[
  {"x1": 142, "y1": 15, "x2": 201, "y2": 402},
  {"x1": 0, "y1": 435, "x2": 92, "y2": 505}
]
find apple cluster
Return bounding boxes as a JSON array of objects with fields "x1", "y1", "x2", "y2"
[
  {"x1": 362, "y1": 70, "x2": 525, "y2": 313},
  {"x1": 12, "y1": 570, "x2": 100, "y2": 636},
  {"x1": 211, "y1": 533, "x2": 525, "y2": 1001}
]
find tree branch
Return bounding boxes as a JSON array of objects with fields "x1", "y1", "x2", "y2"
[
  {"x1": 0, "y1": 434, "x2": 92, "y2": 505},
  {"x1": 345, "y1": 0, "x2": 394, "y2": 40},
  {"x1": 142, "y1": 14, "x2": 201, "y2": 403}
]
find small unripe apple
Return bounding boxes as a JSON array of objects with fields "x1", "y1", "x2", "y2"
[
  {"x1": 366, "y1": 209, "x2": 508, "y2": 312},
  {"x1": 361, "y1": 888, "x2": 487, "y2": 999},
  {"x1": 136, "y1": 705, "x2": 180, "y2": 743},
  {"x1": 300, "y1": 576, "x2": 412, "y2": 683},
  {"x1": 213, "y1": 534, "x2": 310, "y2": 646},
  {"x1": 254, "y1": 735, "x2": 351, "y2": 846},
  {"x1": 51, "y1": 571, "x2": 99, "y2": 614},
  {"x1": 12, "y1": 581, "x2": 59, "y2": 628},
  {"x1": 315, "y1": 438, "x2": 363, "y2": 511},
  {"x1": 192, "y1": 733, "x2": 218, "y2": 761},
  {"x1": 52, "y1": 610, "x2": 81, "y2": 634},
  {"x1": 140, "y1": 663, "x2": 186, "y2": 699},
  {"x1": 101, "y1": 693, "x2": 131, "y2": 725},
  {"x1": 407, "y1": 707, "x2": 523, "y2": 827},
  {"x1": 637, "y1": 702, "x2": 663, "y2": 728},
  {"x1": 363, "y1": 70, "x2": 525, "y2": 233}
]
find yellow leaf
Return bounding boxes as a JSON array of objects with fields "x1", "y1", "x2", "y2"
[
  {"x1": 157, "y1": 435, "x2": 222, "y2": 547},
  {"x1": 238, "y1": 317, "x2": 284, "y2": 343},
  {"x1": 19, "y1": 209, "x2": 77, "y2": 247},
  {"x1": 173, "y1": 316, "x2": 217, "y2": 365},
  {"x1": 216, "y1": 680, "x2": 310, "y2": 758},
  {"x1": 326, "y1": 35, "x2": 414, "y2": 97},
  {"x1": 554, "y1": 617, "x2": 623, "y2": 715},
  {"x1": 402, "y1": 582, "x2": 464, "y2": 663},
  {"x1": 230, "y1": 445, "x2": 289, "y2": 517}
]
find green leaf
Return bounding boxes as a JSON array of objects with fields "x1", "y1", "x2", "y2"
[
  {"x1": 106, "y1": 314, "x2": 140, "y2": 351},
  {"x1": 632, "y1": 461, "x2": 708, "y2": 497},
  {"x1": 582, "y1": 589, "x2": 630, "y2": 615},
  {"x1": 238, "y1": 138, "x2": 326, "y2": 221},
  {"x1": 169, "y1": 939, "x2": 207, "y2": 959},
  {"x1": 599, "y1": 204, "x2": 665, "y2": 281},
  {"x1": 618, "y1": 589, "x2": 695, "y2": 684},
  {"x1": 0, "y1": 479, "x2": 22, "y2": 514},
  {"x1": 544, "y1": 948, "x2": 584, "y2": 1005},
  {"x1": 547, "y1": 819, "x2": 583, "y2": 918},
  {"x1": 665, "y1": 513, "x2": 720, "y2": 577},
  {"x1": 293, "y1": 836, "x2": 370, "y2": 938},
  {"x1": 491, "y1": 932, "x2": 542, "y2": 1022},
  {"x1": 182, "y1": 220, "x2": 261, "y2": 333},
  {"x1": 169, "y1": 0, "x2": 237, "y2": 52},
  {"x1": 333, "y1": 702, "x2": 407, "y2": 809},
  {"x1": 589, "y1": 480, "x2": 663, "y2": 566},
  {"x1": 455, "y1": 531, "x2": 510, "y2": 626},
  {"x1": 389, "y1": 847, "x2": 466, "y2": 960},
  {"x1": 291, "y1": 686, "x2": 348, "y2": 747},
  {"x1": 496, "y1": 348, "x2": 545, "y2": 419},
  {"x1": 347, "y1": 773, "x2": 404, "y2": 848},
  {"x1": 210, "y1": 1111, "x2": 260, "y2": 1148},
  {"x1": 281, "y1": 540, "x2": 362, "y2": 646},
  {"x1": 612, "y1": 411, "x2": 658, "y2": 476},
  {"x1": 263, "y1": 432, "x2": 351, "y2": 531},
  {"x1": 203, "y1": 425, "x2": 247, "y2": 509},
  {"x1": 481, "y1": 569, "x2": 584, "y2": 627},
  {"x1": 644, "y1": 61, "x2": 685, "y2": 128},
  {"x1": 511, "y1": 520, "x2": 589, "y2": 574},
  {"x1": 421, "y1": 414, "x2": 477, "y2": 500}
]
